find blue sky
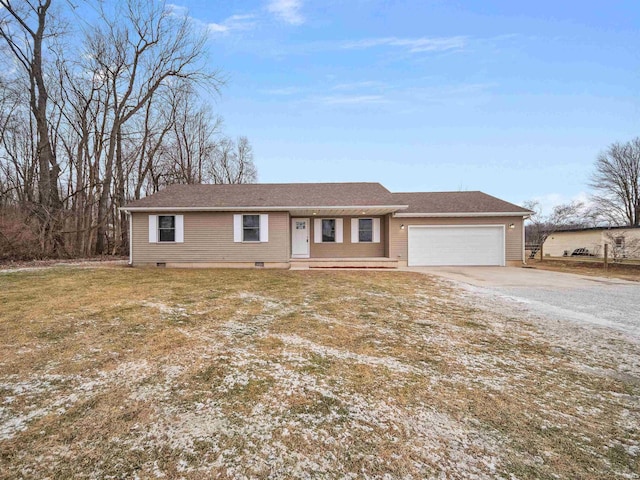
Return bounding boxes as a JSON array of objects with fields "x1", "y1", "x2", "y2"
[{"x1": 175, "y1": 0, "x2": 639, "y2": 212}]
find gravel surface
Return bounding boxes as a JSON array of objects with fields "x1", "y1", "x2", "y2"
[
  {"x1": 409, "y1": 266, "x2": 640, "y2": 338},
  {"x1": 489, "y1": 283, "x2": 640, "y2": 337}
]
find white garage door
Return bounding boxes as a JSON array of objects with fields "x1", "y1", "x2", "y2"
[{"x1": 408, "y1": 225, "x2": 505, "y2": 266}]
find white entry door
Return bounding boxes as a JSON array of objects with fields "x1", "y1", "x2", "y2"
[{"x1": 291, "y1": 218, "x2": 310, "y2": 258}]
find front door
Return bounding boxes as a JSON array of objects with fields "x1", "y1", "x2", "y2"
[{"x1": 291, "y1": 218, "x2": 310, "y2": 258}]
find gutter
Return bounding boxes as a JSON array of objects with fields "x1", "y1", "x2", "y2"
[
  {"x1": 393, "y1": 212, "x2": 532, "y2": 218},
  {"x1": 121, "y1": 205, "x2": 410, "y2": 213}
]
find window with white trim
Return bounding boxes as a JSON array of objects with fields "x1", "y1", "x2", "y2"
[
  {"x1": 350, "y1": 217, "x2": 380, "y2": 243},
  {"x1": 358, "y1": 218, "x2": 373, "y2": 242},
  {"x1": 322, "y1": 219, "x2": 336, "y2": 242},
  {"x1": 243, "y1": 214, "x2": 260, "y2": 242},
  {"x1": 614, "y1": 236, "x2": 625, "y2": 248},
  {"x1": 158, "y1": 215, "x2": 176, "y2": 242},
  {"x1": 233, "y1": 214, "x2": 268, "y2": 243},
  {"x1": 149, "y1": 215, "x2": 183, "y2": 243},
  {"x1": 314, "y1": 218, "x2": 343, "y2": 243}
]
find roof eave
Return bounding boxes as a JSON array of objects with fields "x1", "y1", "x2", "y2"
[
  {"x1": 393, "y1": 211, "x2": 532, "y2": 218},
  {"x1": 121, "y1": 204, "x2": 409, "y2": 213}
]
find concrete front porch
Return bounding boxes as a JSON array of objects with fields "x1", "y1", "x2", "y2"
[{"x1": 290, "y1": 257, "x2": 398, "y2": 269}]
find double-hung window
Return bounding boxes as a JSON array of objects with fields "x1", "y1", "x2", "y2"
[
  {"x1": 322, "y1": 219, "x2": 336, "y2": 242},
  {"x1": 243, "y1": 214, "x2": 260, "y2": 242},
  {"x1": 233, "y1": 214, "x2": 268, "y2": 243},
  {"x1": 149, "y1": 214, "x2": 183, "y2": 243},
  {"x1": 314, "y1": 218, "x2": 343, "y2": 243},
  {"x1": 358, "y1": 218, "x2": 373, "y2": 242},
  {"x1": 351, "y1": 217, "x2": 380, "y2": 243},
  {"x1": 158, "y1": 215, "x2": 176, "y2": 242}
]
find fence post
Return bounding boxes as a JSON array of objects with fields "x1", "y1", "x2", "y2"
[
  {"x1": 540, "y1": 242, "x2": 544, "y2": 262},
  {"x1": 604, "y1": 243, "x2": 608, "y2": 271}
]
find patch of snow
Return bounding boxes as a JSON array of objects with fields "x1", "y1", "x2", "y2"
[
  {"x1": 274, "y1": 334, "x2": 422, "y2": 374},
  {"x1": 0, "y1": 407, "x2": 50, "y2": 440}
]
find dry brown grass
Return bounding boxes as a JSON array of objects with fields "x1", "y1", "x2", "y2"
[{"x1": 0, "y1": 266, "x2": 638, "y2": 479}]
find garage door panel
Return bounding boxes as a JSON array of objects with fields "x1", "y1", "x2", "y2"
[{"x1": 408, "y1": 226, "x2": 504, "y2": 266}]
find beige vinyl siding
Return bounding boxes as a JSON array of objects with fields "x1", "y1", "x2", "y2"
[
  {"x1": 543, "y1": 231, "x2": 603, "y2": 257},
  {"x1": 383, "y1": 215, "x2": 390, "y2": 258},
  {"x1": 131, "y1": 211, "x2": 289, "y2": 265},
  {"x1": 389, "y1": 216, "x2": 524, "y2": 263},
  {"x1": 309, "y1": 216, "x2": 386, "y2": 258}
]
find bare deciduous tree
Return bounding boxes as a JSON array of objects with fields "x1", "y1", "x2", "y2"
[
  {"x1": 210, "y1": 136, "x2": 257, "y2": 184},
  {"x1": 523, "y1": 200, "x2": 587, "y2": 247},
  {"x1": 0, "y1": 0, "x2": 63, "y2": 252},
  {"x1": 0, "y1": 0, "x2": 255, "y2": 261},
  {"x1": 88, "y1": 0, "x2": 218, "y2": 254},
  {"x1": 590, "y1": 137, "x2": 640, "y2": 227},
  {"x1": 156, "y1": 85, "x2": 222, "y2": 186}
]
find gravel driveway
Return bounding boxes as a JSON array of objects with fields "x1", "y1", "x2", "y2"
[{"x1": 407, "y1": 266, "x2": 640, "y2": 338}]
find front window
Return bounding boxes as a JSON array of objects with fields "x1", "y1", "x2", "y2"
[
  {"x1": 615, "y1": 236, "x2": 625, "y2": 248},
  {"x1": 322, "y1": 219, "x2": 336, "y2": 242},
  {"x1": 359, "y1": 218, "x2": 373, "y2": 242},
  {"x1": 243, "y1": 214, "x2": 260, "y2": 242},
  {"x1": 158, "y1": 215, "x2": 175, "y2": 242}
]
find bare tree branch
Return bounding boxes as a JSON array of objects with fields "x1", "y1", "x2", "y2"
[{"x1": 590, "y1": 137, "x2": 640, "y2": 227}]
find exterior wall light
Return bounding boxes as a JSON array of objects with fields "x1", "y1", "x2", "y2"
[
  {"x1": 400, "y1": 224, "x2": 405, "y2": 230},
  {"x1": 509, "y1": 223, "x2": 515, "y2": 229}
]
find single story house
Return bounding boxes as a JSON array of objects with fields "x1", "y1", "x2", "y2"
[
  {"x1": 542, "y1": 226, "x2": 640, "y2": 259},
  {"x1": 121, "y1": 182, "x2": 532, "y2": 268}
]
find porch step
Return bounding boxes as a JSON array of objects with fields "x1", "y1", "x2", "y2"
[{"x1": 290, "y1": 258, "x2": 398, "y2": 269}]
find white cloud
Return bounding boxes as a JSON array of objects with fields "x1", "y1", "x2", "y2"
[
  {"x1": 262, "y1": 86, "x2": 302, "y2": 95},
  {"x1": 319, "y1": 95, "x2": 388, "y2": 106},
  {"x1": 166, "y1": 3, "x2": 189, "y2": 17},
  {"x1": 165, "y1": 5, "x2": 256, "y2": 35},
  {"x1": 406, "y1": 83, "x2": 496, "y2": 103},
  {"x1": 341, "y1": 36, "x2": 466, "y2": 53},
  {"x1": 208, "y1": 23, "x2": 229, "y2": 33},
  {"x1": 267, "y1": 0, "x2": 304, "y2": 25},
  {"x1": 208, "y1": 14, "x2": 257, "y2": 35},
  {"x1": 331, "y1": 81, "x2": 386, "y2": 91}
]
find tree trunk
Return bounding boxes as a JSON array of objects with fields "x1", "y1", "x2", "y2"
[
  {"x1": 115, "y1": 128, "x2": 128, "y2": 255},
  {"x1": 95, "y1": 122, "x2": 117, "y2": 254}
]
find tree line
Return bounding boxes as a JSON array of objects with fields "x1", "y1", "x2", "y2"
[{"x1": 0, "y1": 0, "x2": 257, "y2": 260}]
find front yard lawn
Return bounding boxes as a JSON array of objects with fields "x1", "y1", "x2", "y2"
[{"x1": 0, "y1": 267, "x2": 638, "y2": 479}]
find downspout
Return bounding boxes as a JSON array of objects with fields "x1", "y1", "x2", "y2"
[
  {"x1": 122, "y1": 210, "x2": 132, "y2": 266},
  {"x1": 129, "y1": 212, "x2": 133, "y2": 266},
  {"x1": 523, "y1": 214, "x2": 530, "y2": 264}
]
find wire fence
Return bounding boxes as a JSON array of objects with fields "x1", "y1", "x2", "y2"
[{"x1": 526, "y1": 243, "x2": 640, "y2": 263}]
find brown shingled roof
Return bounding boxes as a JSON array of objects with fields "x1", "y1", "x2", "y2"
[
  {"x1": 124, "y1": 183, "x2": 531, "y2": 215},
  {"x1": 392, "y1": 191, "x2": 531, "y2": 214},
  {"x1": 124, "y1": 182, "x2": 401, "y2": 209}
]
